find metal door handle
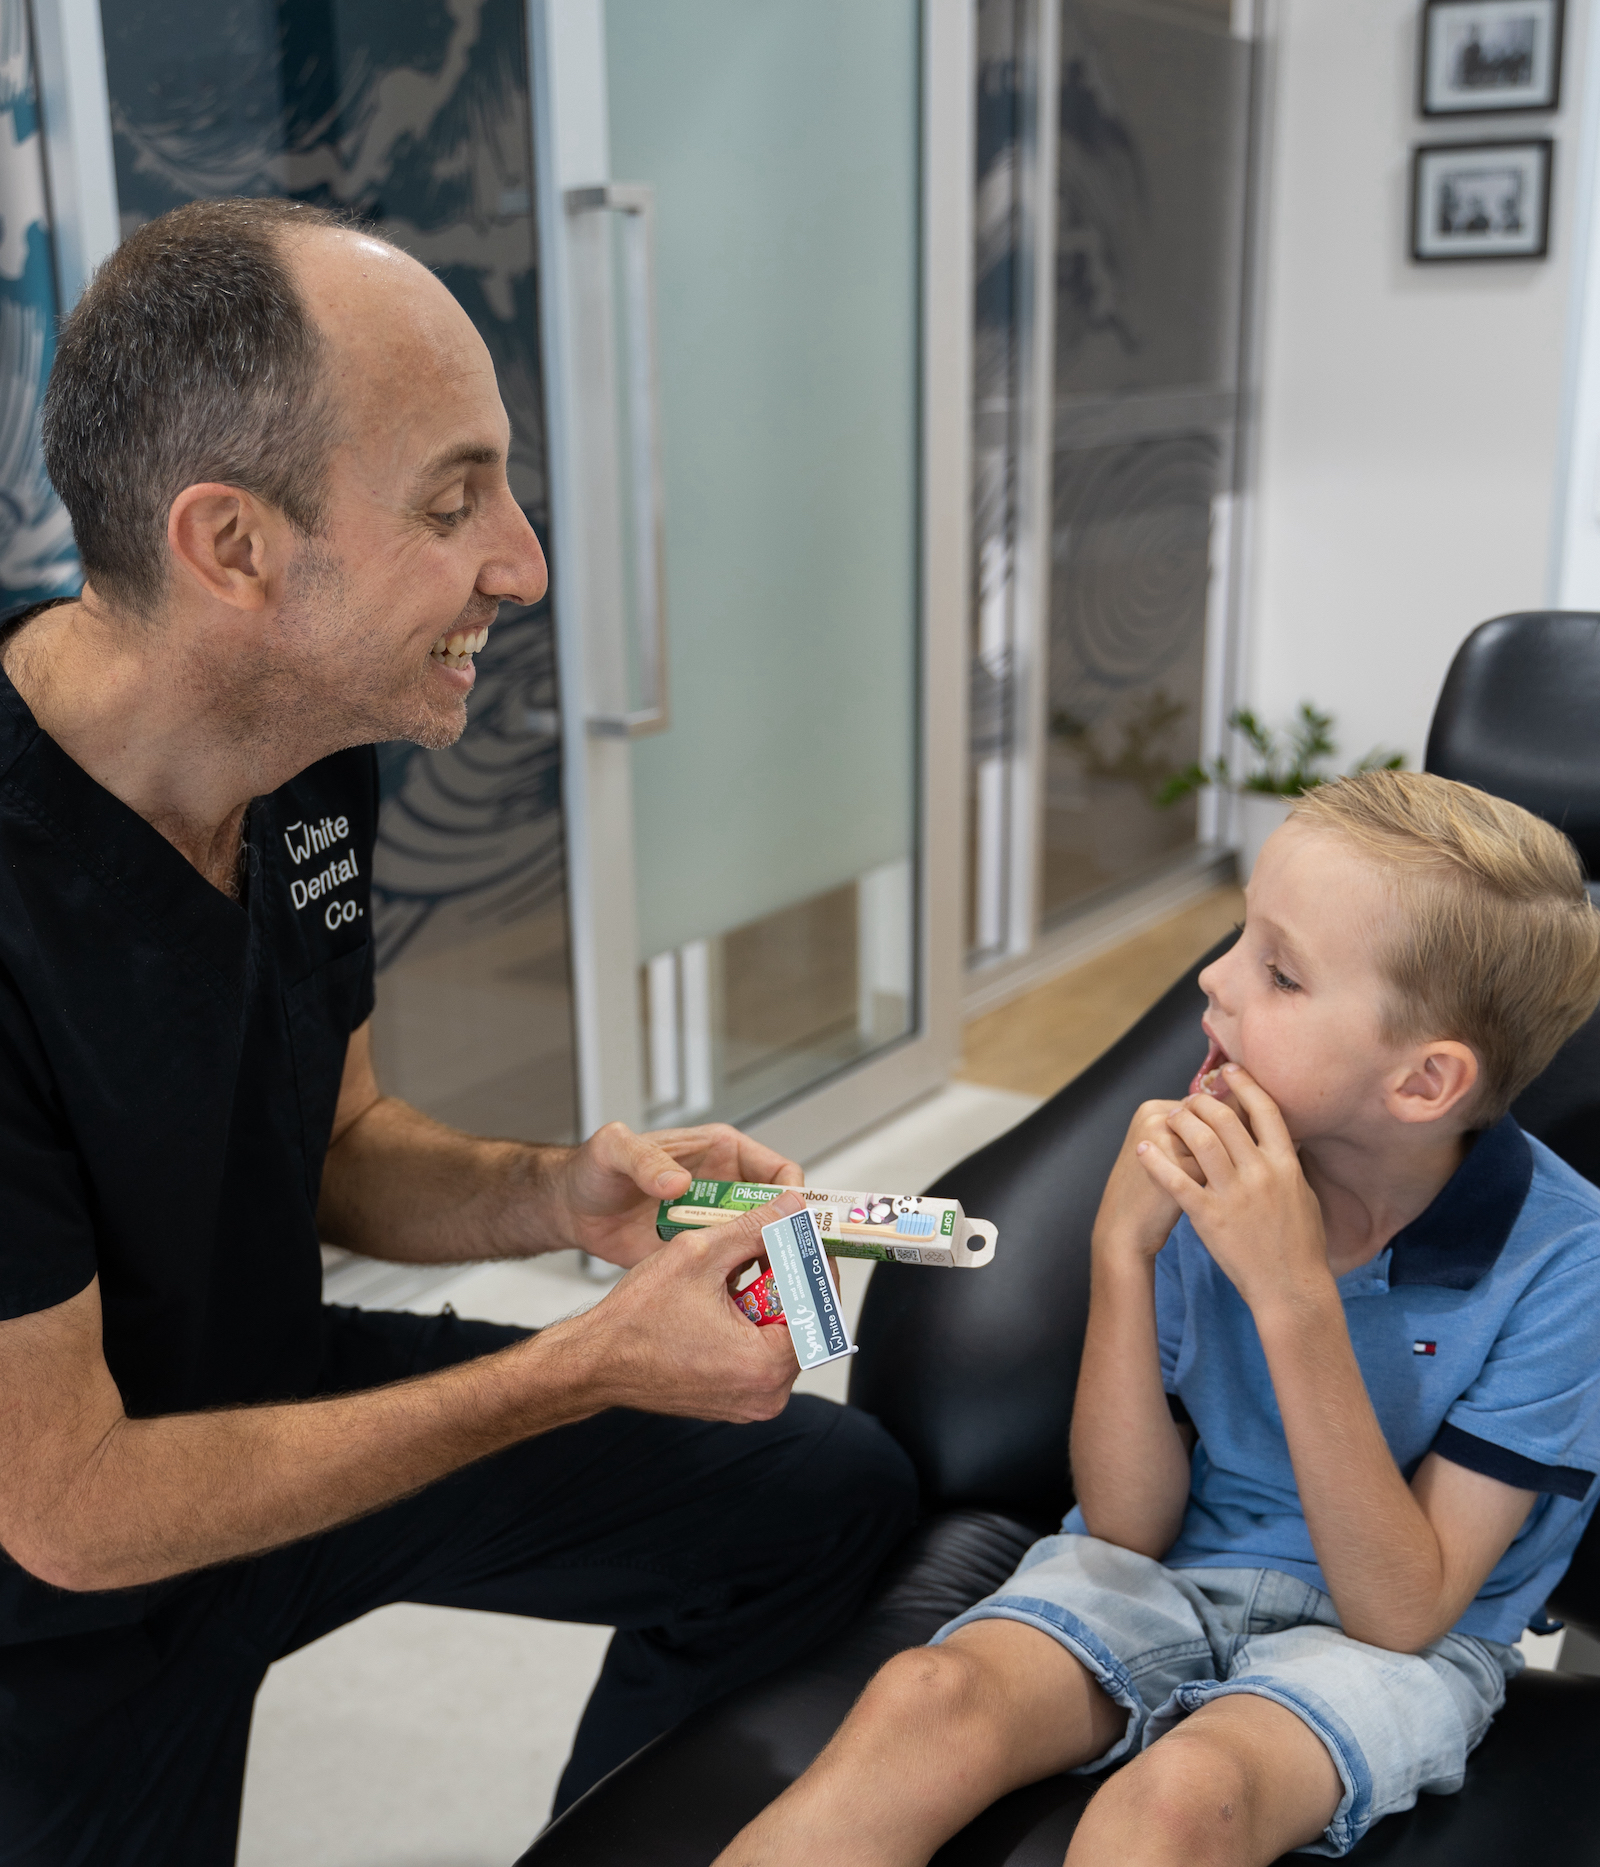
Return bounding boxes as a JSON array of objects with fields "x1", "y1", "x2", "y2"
[{"x1": 565, "y1": 183, "x2": 671, "y2": 738}]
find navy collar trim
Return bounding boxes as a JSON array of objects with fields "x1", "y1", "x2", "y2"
[{"x1": 1387, "y1": 1114, "x2": 1533, "y2": 1292}]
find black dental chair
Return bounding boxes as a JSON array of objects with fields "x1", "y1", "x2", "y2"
[{"x1": 517, "y1": 613, "x2": 1600, "y2": 1866}]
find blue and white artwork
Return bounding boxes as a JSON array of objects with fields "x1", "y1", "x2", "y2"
[{"x1": 0, "y1": 3, "x2": 80, "y2": 609}]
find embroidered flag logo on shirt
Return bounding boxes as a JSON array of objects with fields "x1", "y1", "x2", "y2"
[{"x1": 1413, "y1": 1340, "x2": 1437, "y2": 1356}]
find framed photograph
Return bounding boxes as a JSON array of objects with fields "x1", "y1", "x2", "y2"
[
  {"x1": 1420, "y1": 0, "x2": 1564, "y2": 116},
  {"x1": 1411, "y1": 139, "x2": 1553, "y2": 261}
]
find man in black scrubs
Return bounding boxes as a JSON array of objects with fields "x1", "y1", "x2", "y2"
[{"x1": 0, "y1": 198, "x2": 917, "y2": 1866}]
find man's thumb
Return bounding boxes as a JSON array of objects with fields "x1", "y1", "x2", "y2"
[{"x1": 702, "y1": 1189, "x2": 805, "y2": 1270}]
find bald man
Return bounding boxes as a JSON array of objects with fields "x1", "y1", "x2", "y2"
[{"x1": 0, "y1": 199, "x2": 916, "y2": 1867}]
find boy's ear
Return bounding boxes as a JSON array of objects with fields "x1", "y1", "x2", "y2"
[
  {"x1": 167, "y1": 482, "x2": 285, "y2": 613},
  {"x1": 1387, "y1": 1041, "x2": 1479, "y2": 1126}
]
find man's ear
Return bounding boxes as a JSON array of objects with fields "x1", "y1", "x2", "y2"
[
  {"x1": 167, "y1": 483, "x2": 285, "y2": 612},
  {"x1": 1387, "y1": 1040, "x2": 1479, "y2": 1126}
]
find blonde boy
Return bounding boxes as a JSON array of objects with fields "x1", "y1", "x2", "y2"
[{"x1": 720, "y1": 772, "x2": 1600, "y2": 1866}]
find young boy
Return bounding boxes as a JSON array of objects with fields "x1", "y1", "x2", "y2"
[{"x1": 718, "y1": 771, "x2": 1600, "y2": 1866}]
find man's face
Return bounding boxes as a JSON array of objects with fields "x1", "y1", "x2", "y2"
[
  {"x1": 1194, "y1": 822, "x2": 1416, "y2": 1143},
  {"x1": 270, "y1": 231, "x2": 547, "y2": 752}
]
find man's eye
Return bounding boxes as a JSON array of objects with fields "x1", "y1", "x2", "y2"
[
  {"x1": 1268, "y1": 965, "x2": 1300, "y2": 993},
  {"x1": 430, "y1": 503, "x2": 471, "y2": 527}
]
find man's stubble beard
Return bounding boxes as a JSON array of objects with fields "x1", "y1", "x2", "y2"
[{"x1": 252, "y1": 538, "x2": 472, "y2": 757}]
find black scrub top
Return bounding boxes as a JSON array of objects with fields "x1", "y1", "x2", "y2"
[{"x1": 0, "y1": 610, "x2": 377, "y2": 1642}]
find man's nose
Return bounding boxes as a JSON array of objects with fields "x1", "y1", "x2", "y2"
[{"x1": 482, "y1": 496, "x2": 548, "y2": 608}]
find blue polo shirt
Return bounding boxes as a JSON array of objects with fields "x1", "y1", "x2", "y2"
[{"x1": 1070, "y1": 1118, "x2": 1600, "y2": 1645}]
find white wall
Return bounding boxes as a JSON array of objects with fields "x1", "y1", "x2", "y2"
[{"x1": 1244, "y1": 0, "x2": 1593, "y2": 771}]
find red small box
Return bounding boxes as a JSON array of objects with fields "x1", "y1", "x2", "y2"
[{"x1": 736, "y1": 1268, "x2": 786, "y2": 1326}]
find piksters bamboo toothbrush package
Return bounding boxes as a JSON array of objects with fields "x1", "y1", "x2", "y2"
[{"x1": 657, "y1": 1180, "x2": 999, "y2": 1268}]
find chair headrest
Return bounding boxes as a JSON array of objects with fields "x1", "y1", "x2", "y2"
[{"x1": 1425, "y1": 613, "x2": 1600, "y2": 877}]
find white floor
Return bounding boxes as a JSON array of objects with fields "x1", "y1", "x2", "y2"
[{"x1": 237, "y1": 1081, "x2": 1040, "y2": 1867}]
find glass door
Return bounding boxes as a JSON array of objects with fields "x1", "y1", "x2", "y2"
[
  {"x1": 966, "y1": 0, "x2": 1257, "y2": 964},
  {"x1": 91, "y1": 0, "x2": 581, "y2": 1143},
  {"x1": 1040, "y1": 0, "x2": 1254, "y2": 924},
  {"x1": 533, "y1": 0, "x2": 970, "y2": 1160}
]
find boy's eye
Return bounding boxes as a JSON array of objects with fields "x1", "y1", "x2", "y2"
[{"x1": 1268, "y1": 964, "x2": 1300, "y2": 993}]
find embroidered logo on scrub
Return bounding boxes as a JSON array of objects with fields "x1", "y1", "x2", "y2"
[
  {"x1": 1413, "y1": 1340, "x2": 1438, "y2": 1356},
  {"x1": 283, "y1": 815, "x2": 363, "y2": 930}
]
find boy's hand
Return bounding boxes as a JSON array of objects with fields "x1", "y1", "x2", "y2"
[
  {"x1": 1093, "y1": 1100, "x2": 1206, "y2": 1260},
  {"x1": 1136, "y1": 1067, "x2": 1330, "y2": 1310}
]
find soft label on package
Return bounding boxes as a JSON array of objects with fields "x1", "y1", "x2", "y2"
[{"x1": 761, "y1": 1207, "x2": 856, "y2": 1371}]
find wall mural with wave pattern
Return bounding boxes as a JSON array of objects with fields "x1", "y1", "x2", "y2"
[{"x1": 0, "y1": 4, "x2": 80, "y2": 610}]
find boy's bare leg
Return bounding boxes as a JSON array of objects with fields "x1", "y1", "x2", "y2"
[
  {"x1": 713, "y1": 1619, "x2": 1125, "y2": 1867},
  {"x1": 1066, "y1": 1693, "x2": 1343, "y2": 1866}
]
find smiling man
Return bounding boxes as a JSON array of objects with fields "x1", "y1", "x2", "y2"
[{"x1": 0, "y1": 198, "x2": 916, "y2": 1867}]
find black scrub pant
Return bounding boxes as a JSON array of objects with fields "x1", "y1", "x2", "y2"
[{"x1": 0, "y1": 1304, "x2": 919, "y2": 1867}]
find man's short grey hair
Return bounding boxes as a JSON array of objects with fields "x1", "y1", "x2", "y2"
[{"x1": 43, "y1": 197, "x2": 388, "y2": 616}]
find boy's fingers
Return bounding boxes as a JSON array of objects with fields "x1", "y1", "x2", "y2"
[
  {"x1": 1137, "y1": 1140, "x2": 1200, "y2": 1211},
  {"x1": 1167, "y1": 1100, "x2": 1246, "y2": 1175},
  {"x1": 1171, "y1": 1093, "x2": 1257, "y2": 1170},
  {"x1": 1218, "y1": 1067, "x2": 1296, "y2": 1155}
]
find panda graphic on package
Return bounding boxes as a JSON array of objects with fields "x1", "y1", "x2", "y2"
[{"x1": 848, "y1": 1194, "x2": 937, "y2": 1239}]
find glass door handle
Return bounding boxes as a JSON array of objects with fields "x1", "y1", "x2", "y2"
[{"x1": 565, "y1": 183, "x2": 671, "y2": 739}]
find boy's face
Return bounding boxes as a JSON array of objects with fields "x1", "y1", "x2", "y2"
[{"x1": 1195, "y1": 821, "x2": 1417, "y2": 1143}]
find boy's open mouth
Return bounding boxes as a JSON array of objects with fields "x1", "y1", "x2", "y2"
[{"x1": 1189, "y1": 1034, "x2": 1230, "y2": 1098}]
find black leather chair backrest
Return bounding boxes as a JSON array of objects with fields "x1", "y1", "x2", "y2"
[
  {"x1": 849, "y1": 946, "x2": 1221, "y2": 1528},
  {"x1": 1425, "y1": 612, "x2": 1600, "y2": 883},
  {"x1": 1425, "y1": 613, "x2": 1600, "y2": 1184}
]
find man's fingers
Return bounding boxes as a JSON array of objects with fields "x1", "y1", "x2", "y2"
[
  {"x1": 637, "y1": 1123, "x2": 803, "y2": 1190},
  {"x1": 699, "y1": 1190, "x2": 805, "y2": 1272},
  {"x1": 590, "y1": 1121, "x2": 693, "y2": 1196},
  {"x1": 1217, "y1": 1066, "x2": 1296, "y2": 1154}
]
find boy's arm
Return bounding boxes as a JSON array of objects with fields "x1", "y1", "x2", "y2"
[
  {"x1": 1145, "y1": 1071, "x2": 1535, "y2": 1652},
  {"x1": 1069, "y1": 1103, "x2": 1198, "y2": 1558}
]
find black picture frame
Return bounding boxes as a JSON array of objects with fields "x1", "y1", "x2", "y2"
[
  {"x1": 1420, "y1": 0, "x2": 1565, "y2": 117},
  {"x1": 1410, "y1": 138, "x2": 1554, "y2": 262}
]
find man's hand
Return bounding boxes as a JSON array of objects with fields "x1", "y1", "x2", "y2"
[
  {"x1": 319, "y1": 1024, "x2": 803, "y2": 1270},
  {"x1": 553, "y1": 1120, "x2": 802, "y2": 1270},
  {"x1": 1137, "y1": 1068, "x2": 1329, "y2": 1312},
  {"x1": 0, "y1": 1189, "x2": 808, "y2": 1594},
  {"x1": 1092, "y1": 1100, "x2": 1205, "y2": 1262},
  {"x1": 563, "y1": 1190, "x2": 806, "y2": 1420}
]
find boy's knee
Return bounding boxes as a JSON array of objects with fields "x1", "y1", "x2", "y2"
[
  {"x1": 857, "y1": 1645, "x2": 1003, "y2": 1749},
  {"x1": 1103, "y1": 1727, "x2": 1259, "y2": 1862}
]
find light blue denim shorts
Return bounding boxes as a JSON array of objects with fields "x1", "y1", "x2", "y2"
[{"x1": 931, "y1": 1532, "x2": 1522, "y2": 1856}]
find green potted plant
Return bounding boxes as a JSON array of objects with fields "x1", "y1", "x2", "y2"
[{"x1": 1158, "y1": 704, "x2": 1404, "y2": 881}]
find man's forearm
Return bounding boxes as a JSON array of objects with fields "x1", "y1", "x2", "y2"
[
  {"x1": 318, "y1": 1094, "x2": 570, "y2": 1263},
  {"x1": 1255, "y1": 1288, "x2": 1452, "y2": 1649},
  {"x1": 29, "y1": 1319, "x2": 599, "y2": 1593},
  {"x1": 1070, "y1": 1245, "x2": 1192, "y2": 1557}
]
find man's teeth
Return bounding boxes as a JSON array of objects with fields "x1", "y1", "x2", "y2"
[{"x1": 429, "y1": 626, "x2": 490, "y2": 668}]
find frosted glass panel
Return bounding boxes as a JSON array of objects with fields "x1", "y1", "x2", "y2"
[{"x1": 607, "y1": 0, "x2": 920, "y2": 962}]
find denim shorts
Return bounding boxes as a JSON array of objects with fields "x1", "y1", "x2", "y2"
[{"x1": 931, "y1": 1532, "x2": 1522, "y2": 1856}]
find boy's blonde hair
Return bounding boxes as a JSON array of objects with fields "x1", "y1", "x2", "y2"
[{"x1": 1289, "y1": 771, "x2": 1600, "y2": 1123}]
